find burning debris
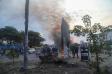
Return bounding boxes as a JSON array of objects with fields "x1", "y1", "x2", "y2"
[
  {"x1": 38, "y1": 18, "x2": 70, "y2": 62},
  {"x1": 60, "y1": 18, "x2": 70, "y2": 59}
]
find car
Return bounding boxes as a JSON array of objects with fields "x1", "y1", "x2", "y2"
[{"x1": 28, "y1": 48, "x2": 36, "y2": 54}]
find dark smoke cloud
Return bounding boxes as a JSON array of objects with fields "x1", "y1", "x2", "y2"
[
  {"x1": 30, "y1": 0, "x2": 64, "y2": 30},
  {"x1": 29, "y1": 0, "x2": 65, "y2": 44}
]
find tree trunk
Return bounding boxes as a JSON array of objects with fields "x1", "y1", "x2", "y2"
[
  {"x1": 96, "y1": 52, "x2": 100, "y2": 74},
  {"x1": 23, "y1": 0, "x2": 29, "y2": 71},
  {"x1": 12, "y1": 57, "x2": 14, "y2": 66}
]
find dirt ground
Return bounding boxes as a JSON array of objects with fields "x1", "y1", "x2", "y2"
[
  {"x1": 0, "y1": 61, "x2": 93, "y2": 74},
  {"x1": 26, "y1": 63, "x2": 93, "y2": 74}
]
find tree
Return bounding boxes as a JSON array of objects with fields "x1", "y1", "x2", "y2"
[
  {"x1": 71, "y1": 14, "x2": 110, "y2": 74},
  {"x1": 6, "y1": 49, "x2": 19, "y2": 65},
  {"x1": 20, "y1": 31, "x2": 45, "y2": 47},
  {"x1": 0, "y1": 26, "x2": 44, "y2": 47},
  {"x1": 71, "y1": 25, "x2": 84, "y2": 36},
  {"x1": 28, "y1": 31, "x2": 44, "y2": 47},
  {"x1": 0, "y1": 26, "x2": 22, "y2": 44},
  {"x1": 23, "y1": 0, "x2": 29, "y2": 71},
  {"x1": 103, "y1": 40, "x2": 112, "y2": 56}
]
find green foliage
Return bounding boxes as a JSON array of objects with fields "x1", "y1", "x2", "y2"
[
  {"x1": 0, "y1": 61, "x2": 3, "y2": 64},
  {"x1": 5, "y1": 49, "x2": 19, "y2": 59},
  {"x1": 0, "y1": 26, "x2": 22, "y2": 43},
  {"x1": 71, "y1": 14, "x2": 112, "y2": 74},
  {"x1": 20, "y1": 31, "x2": 45, "y2": 47},
  {"x1": 0, "y1": 26, "x2": 45, "y2": 47},
  {"x1": 71, "y1": 25, "x2": 85, "y2": 36},
  {"x1": 28, "y1": 31, "x2": 45, "y2": 47},
  {"x1": 82, "y1": 15, "x2": 91, "y2": 28},
  {"x1": 5, "y1": 49, "x2": 19, "y2": 64},
  {"x1": 100, "y1": 66, "x2": 111, "y2": 74},
  {"x1": 71, "y1": 14, "x2": 111, "y2": 54},
  {"x1": 103, "y1": 41, "x2": 112, "y2": 56}
]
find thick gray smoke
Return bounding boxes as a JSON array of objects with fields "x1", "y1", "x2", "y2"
[
  {"x1": 29, "y1": 0, "x2": 65, "y2": 45},
  {"x1": 29, "y1": 0, "x2": 64, "y2": 41}
]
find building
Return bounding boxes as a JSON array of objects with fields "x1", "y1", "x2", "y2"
[{"x1": 104, "y1": 31, "x2": 112, "y2": 41}]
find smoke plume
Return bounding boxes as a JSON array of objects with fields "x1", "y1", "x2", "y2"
[
  {"x1": 0, "y1": 0, "x2": 71, "y2": 44},
  {"x1": 29, "y1": 0, "x2": 64, "y2": 43}
]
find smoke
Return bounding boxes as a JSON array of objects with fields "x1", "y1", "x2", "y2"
[
  {"x1": 29, "y1": 0, "x2": 64, "y2": 42},
  {"x1": 29, "y1": 0, "x2": 66, "y2": 45},
  {"x1": 0, "y1": 0, "x2": 70, "y2": 44}
]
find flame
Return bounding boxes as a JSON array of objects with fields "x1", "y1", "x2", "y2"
[
  {"x1": 54, "y1": 25, "x2": 61, "y2": 32},
  {"x1": 61, "y1": 48, "x2": 64, "y2": 59}
]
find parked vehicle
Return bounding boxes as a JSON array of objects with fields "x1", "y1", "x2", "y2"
[
  {"x1": 28, "y1": 48, "x2": 36, "y2": 54},
  {"x1": 80, "y1": 42, "x2": 89, "y2": 62}
]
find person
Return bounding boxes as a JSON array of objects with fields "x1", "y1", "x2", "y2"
[
  {"x1": 70, "y1": 44, "x2": 79, "y2": 58},
  {"x1": 52, "y1": 47, "x2": 58, "y2": 55},
  {"x1": 74, "y1": 46, "x2": 79, "y2": 58},
  {"x1": 39, "y1": 45, "x2": 52, "y2": 62},
  {"x1": 70, "y1": 44, "x2": 75, "y2": 58},
  {"x1": 41, "y1": 45, "x2": 51, "y2": 56}
]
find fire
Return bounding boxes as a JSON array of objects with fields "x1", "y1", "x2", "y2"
[
  {"x1": 54, "y1": 25, "x2": 61, "y2": 32},
  {"x1": 61, "y1": 48, "x2": 64, "y2": 59}
]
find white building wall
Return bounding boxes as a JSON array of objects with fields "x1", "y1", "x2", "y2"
[{"x1": 105, "y1": 31, "x2": 112, "y2": 41}]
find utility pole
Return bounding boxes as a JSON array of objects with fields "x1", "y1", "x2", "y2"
[{"x1": 23, "y1": 0, "x2": 29, "y2": 71}]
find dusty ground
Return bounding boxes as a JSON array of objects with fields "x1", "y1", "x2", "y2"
[
  {"x1": 0, "y1": 53, "x2": 112, "y2": 74},
  {"x1": 25, "y1": 63, "x2": 93, "y2": 74},
  {"x1": 0, "y1": 60, "x2": 94, "y2": 74}
]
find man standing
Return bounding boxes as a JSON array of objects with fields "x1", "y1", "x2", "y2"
[{"x1": 70, "y1": 43, "x2": 79, "y2": 58}]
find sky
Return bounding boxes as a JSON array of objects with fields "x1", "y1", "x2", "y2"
[
  {"x1": 64, "y1": 0, "x2": 112, "y2": 29},
  {"x1": 0, "y1": 0, "x2": 112, "y2": 44}
]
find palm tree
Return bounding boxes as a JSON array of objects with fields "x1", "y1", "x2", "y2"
[{"x1": 23, "y1": 0, "x2": 29, "y2": 71}]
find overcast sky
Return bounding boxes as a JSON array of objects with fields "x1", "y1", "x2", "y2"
[{"x1": 0, "y1": 0, "x2": 112, "y2": 44}]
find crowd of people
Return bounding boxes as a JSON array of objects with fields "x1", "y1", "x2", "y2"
[{"x1": 37, "y1": 42, "x2": 89, "y2": 62}]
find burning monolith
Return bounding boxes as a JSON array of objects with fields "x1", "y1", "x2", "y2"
[{"x1": 59, "y1": 18, "x2": 70, "y2": 59}]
